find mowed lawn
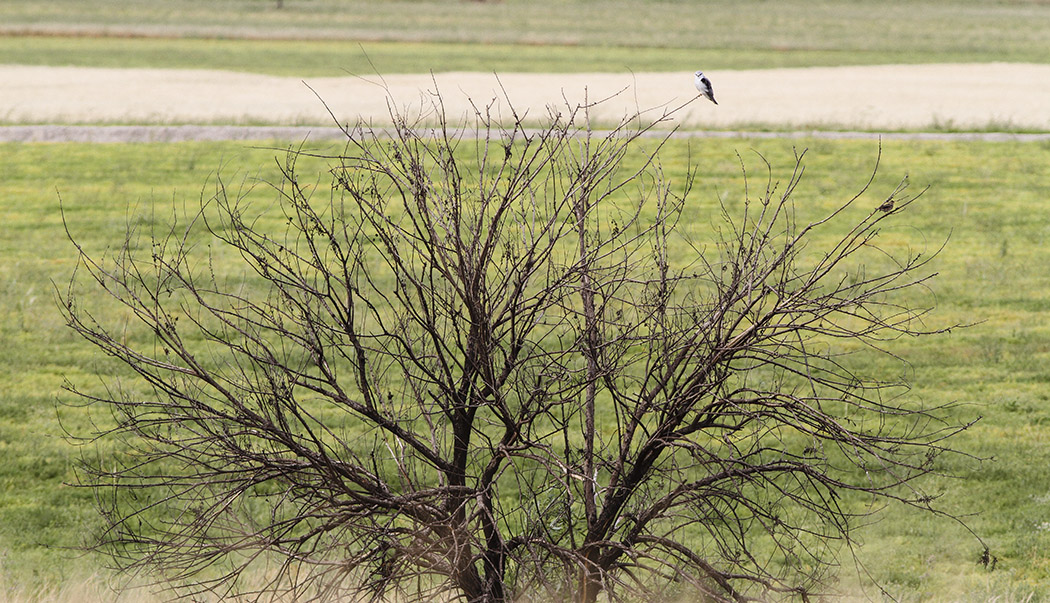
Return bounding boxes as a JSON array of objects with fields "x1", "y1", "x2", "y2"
[
  {"x1": 2, "y1": 0, "x2": 1050, "y2": 75},
  {"x1": 1, "y1": 136, "x2": 1049, "y2": 599},
  {"x1": 2, "y1": 0, "x2": 1049, "y2": 598}
]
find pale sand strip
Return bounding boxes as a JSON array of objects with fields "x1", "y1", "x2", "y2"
[{"x1": 2, "y1": 63, "x2": 1048, "y2": 131}]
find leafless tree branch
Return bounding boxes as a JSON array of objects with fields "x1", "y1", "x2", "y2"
[{"x1": 60, "y1": 89, "x2": 973, "y2": 602}]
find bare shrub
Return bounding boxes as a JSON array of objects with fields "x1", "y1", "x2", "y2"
[{"x1": 60, "y1": 92, "x2": 972, "y2": 602}]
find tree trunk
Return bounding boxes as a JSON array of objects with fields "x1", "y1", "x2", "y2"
[{"x1": 577, "y1": 546, "x2": 604, "y2": 603}]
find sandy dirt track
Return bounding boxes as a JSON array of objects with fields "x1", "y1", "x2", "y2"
[{"x1": 2, "y1": 63, "x2": 1049, "y2": 131}]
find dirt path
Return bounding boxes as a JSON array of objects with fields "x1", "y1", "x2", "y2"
[{"x1": 2, "y1": 63, "x2": 1048, "y2": 133}]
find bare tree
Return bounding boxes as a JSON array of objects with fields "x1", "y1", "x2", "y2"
[{"x1": 60, "y1": 93, "x2": 972, "y2": 602}]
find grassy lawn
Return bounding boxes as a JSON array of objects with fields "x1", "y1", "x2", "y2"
[
  {"x1": 2, "y1": 36, "x2": 988, "y2": 77},
  {"x1": 2, "y1": 1, "x2": 1048, "y2": 599},
  {"x1": 2, "y1": 136, "x2": 1049, "y2": 599},
  {"x1": 1, "y1": 0, "x2": 1049, "y2": 74}
]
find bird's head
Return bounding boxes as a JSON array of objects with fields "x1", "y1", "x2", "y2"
[{"x1": 694, "y1": 70, "x2": 704, "y2": 78}]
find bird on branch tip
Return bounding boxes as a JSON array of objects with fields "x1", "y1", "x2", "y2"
[
  {"x1": 694, "y1": 70, "x2": 717, "y2": 105},
  {"x1": 878, "y1": 174, "x2": 910, "y2": 212}
]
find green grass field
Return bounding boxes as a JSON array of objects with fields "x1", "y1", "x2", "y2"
[
  {"x1": 2, "y1": 136, "x2": 1050, "y2": 600},
  {"x1": 2, "y1": 0, "x2": 1049, "y2": 599},
  {"x1": 2, "y1": 0, "x2": 1050, "y2": 74}
]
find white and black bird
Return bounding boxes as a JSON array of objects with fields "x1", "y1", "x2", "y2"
[{"x1": 694, "y1": 70, "x2": 717, "y2": 104}]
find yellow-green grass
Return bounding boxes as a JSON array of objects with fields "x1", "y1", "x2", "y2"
[
  {"x1": 2, "y1": 0, "x2": 1050, "y2": 75},
  {"x1": 1, "y1": 36, "x2": 980, "y2": 77},
  {"x1": 2, "y1": 136, "x2": 1050, "y2": 599}
]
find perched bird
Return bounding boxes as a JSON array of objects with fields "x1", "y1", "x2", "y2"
[
  {"x1": 878, "y1": 174, "x2": 910, "y2": 212},
  {"x1": 694, "y1": 70, "x2": 717, "y2": 104}
]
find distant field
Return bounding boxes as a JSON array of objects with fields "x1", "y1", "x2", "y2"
[
  {"x1": 0, "y1": 36, "x2": 980, "y2": 77},
  {"x1": 1, "y1": 0, "x2": 1049, "y2": 74},
  {"x1": 2, "y1": 136, "x2": 1050, "y2": 599}
]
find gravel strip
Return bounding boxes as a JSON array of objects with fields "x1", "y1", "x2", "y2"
[{"x1": 2, "y1": 125, "x2": 1048, "y2": 143}]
